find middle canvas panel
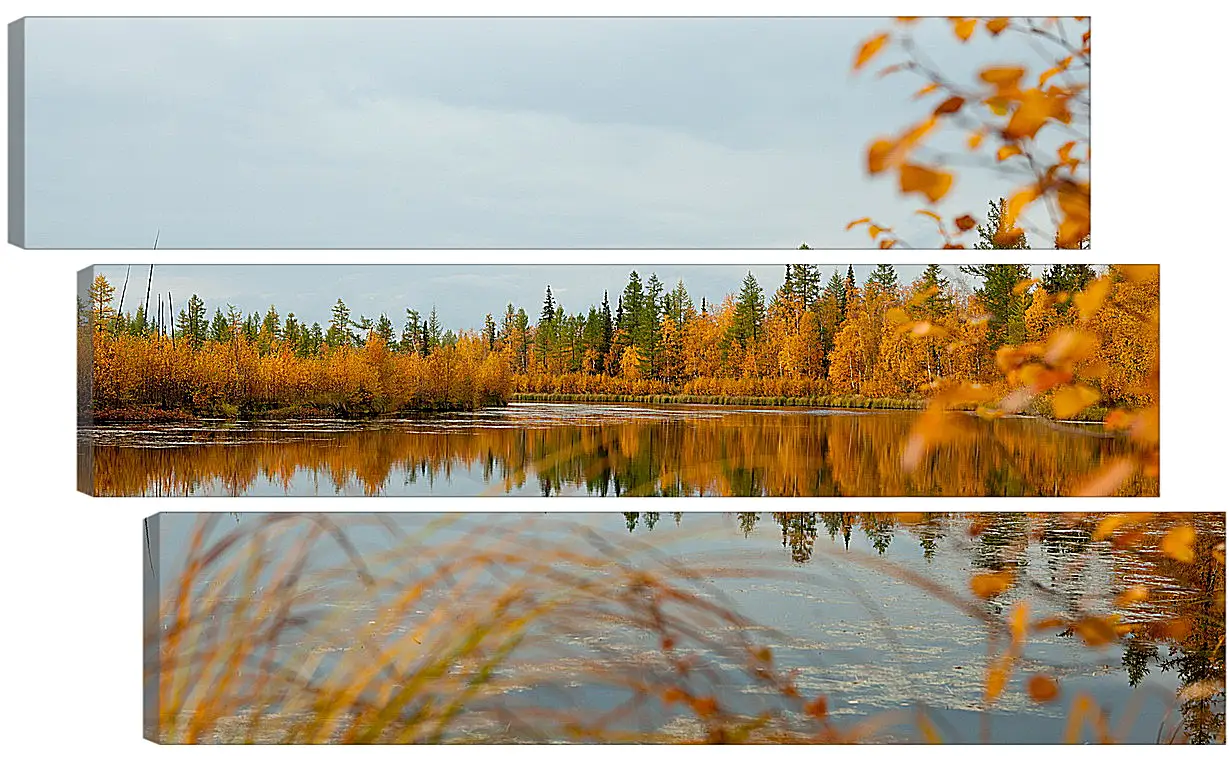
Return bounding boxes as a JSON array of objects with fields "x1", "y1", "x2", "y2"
[{"x1": 77, "y1": 262, "x2": 1159, "y2": 498}]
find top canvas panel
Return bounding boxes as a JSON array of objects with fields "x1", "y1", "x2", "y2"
[{"x1": 12, "y1": 17, "x2": 1090, "y2": 249}]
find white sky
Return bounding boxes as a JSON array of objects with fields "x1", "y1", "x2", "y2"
[
  {"x1": 26, "y1": 17, "x2": 1083, "y2": 248},
  {"x1": 87, "y1": 263, "x2": 1062, "y2": 332}
]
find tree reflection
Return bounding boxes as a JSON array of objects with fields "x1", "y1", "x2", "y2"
[
  {"x1": 627, "y1": 511, "x2": 1225, "y2": 744},
  {"x1": 86, "y1": 406, "x2": 1158, "y2": 497}
]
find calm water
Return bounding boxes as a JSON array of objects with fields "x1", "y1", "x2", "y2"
[
  {"x1": 148, "y1": 513, "x2": 1223, "y2": 744},
  {"x1": 89, "y1": 403, "x2": 1157, "y2": 496}
]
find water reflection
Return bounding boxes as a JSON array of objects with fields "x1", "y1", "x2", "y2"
[
  {"x1": 153, "y1": 512, "x2": 1222, "y2": 743},
  {"x1": 88, "y1": 403, "x2": 1157, "y2": 496},
  {"x1": 622, "y1": 511, "x2": 1225, "y2": 744}
]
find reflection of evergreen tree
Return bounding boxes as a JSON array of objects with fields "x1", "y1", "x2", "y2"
[
  {"x1": 737, "y1": 513, "x2": 760, "y2": 537},
  {"x1": 773, "y1": 513, "x2": 819, "y2": 563},
  {"x1": 1122, "y1": 637, "x2": 1159, "y2": 687},
  {"x1": 624, "y1": 512, "x2": 640, "y2": 532},
  {"x1": 864, "y1": 515, "x2": 895, "y2": 555},
  {"x1": 971, "y1": 514, "x2": 1030, "y2": 571},
  {"x1": 917, "y1": 514, "x2": 945, "y2": 562},
  {"x1": 643, "y1": 512, "x2": 660, "y2": 531}
]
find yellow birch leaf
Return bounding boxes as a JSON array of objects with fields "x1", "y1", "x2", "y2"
[
  {"x1": 899, "y1": 164, "x2": 953, "y2": 203},
  {"x1": 970, "y1": 571, "x2": 1013, "y2": 599},
  {"x1": 1052, "y1": 384, "x2": 1100, "y2": 419},
  {"x1": 1114, "y1": 585, "x2": 1149, "y2": 608},
  {"x1": 1093, "y1": 513, "x2": 1133, "y2": 541},
  {"x1": 952, "y1": 18, "x2": 977, "y2": 42},
  {"x1": 1161, "y1": 525, "x2": 1196, "y2": 563},
  {"x1": 1028, "y1": 675, "x2": 1060, "y2": 703},
  {"x1": 986, "y1": 18, "x2": 1010, "y2": 35},
  {"x1": 997, "y1": 145, "x2": 1022, "y2": 162},
  {"x1": 854, "y1": 33, "x2": 890, "y2": 71},
  {"x1": 1073, "y1": 277, "x2": 1111, "y2": 323}
]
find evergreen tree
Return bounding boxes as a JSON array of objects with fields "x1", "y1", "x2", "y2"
[
  {"x1": 918, "y1": 264, "x2": 954, "y2": 316},
  {"x1": 959, "y1": 264, "x2": 1034, "y2": 347},
  {"x1": 327, "y1": 299, "x2": 353, "y2": 348},
  {"x1": 210, "y1": 308, "x2": 231, "y2": 343},
  {"x1": 825, "y1": 271, "x2": 846, "y2": 321},
  {"x1": 402, "y1": 309, "x2": 422, "y2": 355},
  {"x1": 600, "y1": 293, "x2": 613, "y2": 362},
  {"x1": 176, "y1": 294, "x2": 208, "y2": 349},
  {"x1": 730, "y1": 271, "x2": 766, "y2": 349},
  {"x1": 374, "y1": 313, "x2": 396, "y2": 346},
  {"x1": 283, "y1": 312, "x2": 302, "y2": 353},
  {"x1": 427, "y1": 306, "x2": 442, "y2": 350},
  {"x1": 484, "y1": 313, "x2": 497, "y2": 351},
  {"x1": 974, "y1": 197, "x2": 1030, "y2": 249},
  {"x1": 866, "y1": 264, "x2": 899, "y2": 298}
]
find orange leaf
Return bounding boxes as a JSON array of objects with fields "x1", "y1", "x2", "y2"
[
  {"x1": 867, "y1": 139, "x2": 895, "y2": 174},
  {"x1": 970, "y1": 571, "x2": 1014, "y2": 599},
  {"x1": 952, "y1": 18, "x2": 977, "y2": 42},
  {"x1": 868, "y1": 224, "x2": 883, "y2": 239},
  {"x1": 967, "y1": 132, "x2": 984, "y2": 150},
  {"x1": 1093, "y1": 513, "x2": 1136, "y2": 541},
  {"x1": 854, "y1": 33, "x2": 890, "y2": 71},
  {"x1": 980, "y1": 66, "x2": 1026, "y2": 95},
  {"x1": 1073, "y1": 277, "x2": 1111, "y2": 322},
  {"x1": 1004, "y1": 88, "x2": 1072, "y2": 141},
  {"x1": 985, "y1": 658, "x2": 1012, "y2": 701},
  {"x1": 954, "y1": 214, "x2": 976, "y2": 231},
  {"x1": 913, "y1": 82, "x2": 940, "y2": 99},
  {"x1": 845, "y1": 217, "x2": 871, "y2": 231},
  {"x1": 933, "y1": 95, "x2": 966, "y2": 116},
  {"x1": 997, "y1": 145, "x2": 1022, "y2": 162},
  {"x1": 1114, "y1": 585, "x2": 1150, "y2": 608},
  {"x1": 986, "y1": 18, "x2": 1010, "y2": 35},
  {"x1": 1072, "y1": 616, "x2": 1119, "y2": 647},
  {"x1": 1028, "y1": 675, "x2": 1060, "y2": 703},
  {"x1": 915, "y1": 209, "x2": 942, "y2": 222},
  {"x1": 899, "y1": 164, "x2": 953, "y2": 203},
  {"x1": 879, "y1": 239, "x2": 897, "y2": 249},
  {"x1": 1161, "y1": 525, "x2": 1196, "y2": 564},
  {"x1": 1051, "y1": 384, "x2": 1100, "y2": 419},
  {"x1": 1039, "y1": 56, "x2": 1073, "y2": 87}
]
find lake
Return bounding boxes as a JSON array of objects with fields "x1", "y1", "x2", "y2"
[
  {"x1": 146, "y1": 512, "x2": 1223, "y2": 744},
  {"x1": 88, "y1": 403, "x2": 1156, "y2": 496}
]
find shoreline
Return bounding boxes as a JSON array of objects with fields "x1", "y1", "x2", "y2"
[{"x1": 83, "y1": 394, "x2": 1113, "y2": 426}]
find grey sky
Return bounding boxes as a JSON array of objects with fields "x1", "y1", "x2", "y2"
[
  {"x1": 88, "y1": 263, "x2": 1055, "y2": 332},
  {"x1": 27, "y1": 17, "x2": 1080, "y2": 249}
]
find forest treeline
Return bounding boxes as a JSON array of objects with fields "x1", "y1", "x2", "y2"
[{"x1": 80, "y1": 217, "x2": 1157, "y2": 420}]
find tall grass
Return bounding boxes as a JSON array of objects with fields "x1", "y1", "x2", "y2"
[{"x1": 147, "y1": 513, "x2": 1222, "y2": 744}]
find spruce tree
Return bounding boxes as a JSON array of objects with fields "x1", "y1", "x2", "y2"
[{"x1": 974, "y1": 198, "x2": 1030, "y2": 249}]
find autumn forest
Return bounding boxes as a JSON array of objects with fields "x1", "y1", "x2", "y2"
[{"x1": 81, "y1": 256, "x2": 1156, "y2": 429}]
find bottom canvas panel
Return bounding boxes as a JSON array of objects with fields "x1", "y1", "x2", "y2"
[{"x1": 143, "y1": 512, "x2": 1225, "y2": 745}]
